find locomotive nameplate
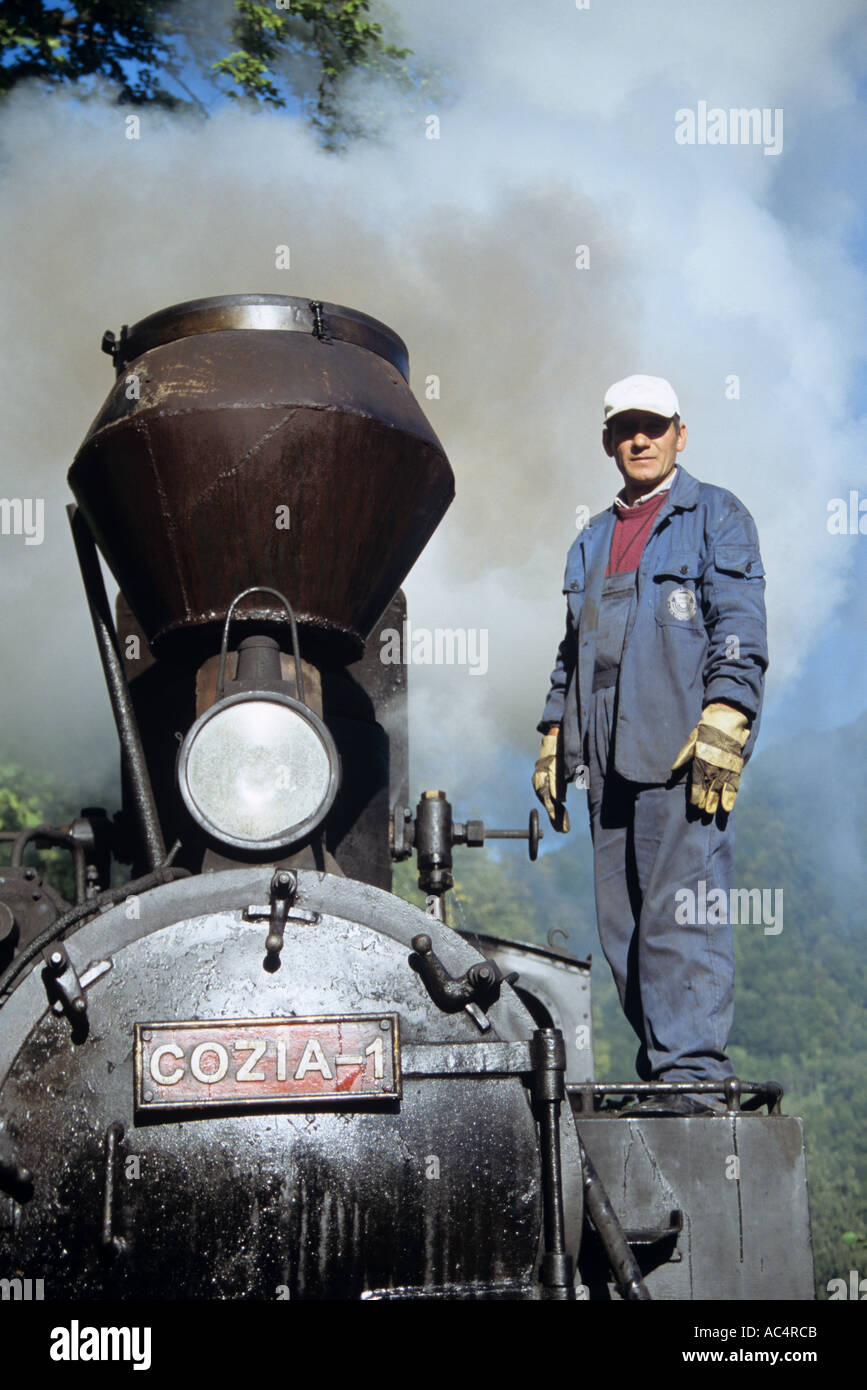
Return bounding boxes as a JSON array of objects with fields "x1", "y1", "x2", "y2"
[{"x1": 134, "y1": 1014, "x2": 401, "y2": 1110}]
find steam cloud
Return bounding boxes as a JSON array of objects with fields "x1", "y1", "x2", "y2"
[{"x1": 0, "y1": 0, "x2": 864, "y2": 822}]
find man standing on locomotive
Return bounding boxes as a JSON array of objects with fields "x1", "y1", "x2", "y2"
[{"x1": 533, "y1": 376, "x2": 768, "y2": 1115}]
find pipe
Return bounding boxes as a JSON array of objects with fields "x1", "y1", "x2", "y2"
[
  {"x1": 578, "y1": 1137, "x2": 652, "y2": 1301},
  {"x1": 67, "y1": 506, "x2": 165, "y2": 871}
]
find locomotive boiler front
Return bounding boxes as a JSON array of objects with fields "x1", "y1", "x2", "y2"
[
  {"x1": 0, "y1": 295, "x2": 585, "y2": 1300},
  {"x1": 0, "y1": 868, "x2": 583, "y2": 1298}
]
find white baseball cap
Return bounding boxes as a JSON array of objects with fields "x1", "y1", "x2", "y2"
[{"x1": 603, "y1": 374, "x2": 680, "y2": 423}]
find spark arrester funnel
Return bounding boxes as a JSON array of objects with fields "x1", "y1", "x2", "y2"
[{"x1": 68, "y1": 295, "x2": 454, "y2": 662}]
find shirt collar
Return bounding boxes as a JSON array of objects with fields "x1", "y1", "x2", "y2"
[{"x1": 614, "y1": 466, "x2": 678, "y2": 511}]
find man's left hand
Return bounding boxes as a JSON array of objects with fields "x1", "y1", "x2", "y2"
[{"x1": 671, "y1": 703, "x2": 750, "y2": 814}]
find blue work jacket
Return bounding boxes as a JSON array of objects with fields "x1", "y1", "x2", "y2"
[{"x1": 538, "y1": 466, "x2": 768, "y2": 784}]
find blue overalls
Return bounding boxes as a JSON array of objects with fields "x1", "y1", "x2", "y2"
[
  {"x1": 585, "y1": 570, "x2": 734, "y2": 1085},
  {"x1": 539, "y1": 467, "x2": 767, "y2": 1087}
]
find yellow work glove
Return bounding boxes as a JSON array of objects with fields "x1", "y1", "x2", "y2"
[
  {"x1": 532, "y1": 729, "x2": 570, "y2": 833},
  {"x1": 671, "y1": 703, "x2": 750, "y2": 815}
]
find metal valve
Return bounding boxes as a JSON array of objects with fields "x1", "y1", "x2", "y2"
[
  {"x1": 455, "y1": 809, "x2": 541, "y2": 861},
  {"x1": 390, "y1": 791, "x2": 542, "y2": 908}
]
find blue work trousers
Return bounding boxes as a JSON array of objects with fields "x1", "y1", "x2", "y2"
[{"x1": 586, "y1": 573, "x2": 735, "y2": 1085}]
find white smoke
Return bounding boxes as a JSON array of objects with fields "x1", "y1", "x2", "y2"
[{"x1": 0, "y1": 0, "x2": 864, "y2": 824}]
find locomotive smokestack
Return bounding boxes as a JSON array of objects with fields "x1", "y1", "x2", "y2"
[
  {"x1": 67, "y1": 296, "x2": 454, "y2": 887},
  {"x1": 68, "y1": 294, "x2": 454, "y2": 663}
]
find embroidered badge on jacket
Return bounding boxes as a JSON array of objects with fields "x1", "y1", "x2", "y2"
[{"x1": 668, "y1": 586, "x2": 697, "y2": 620}]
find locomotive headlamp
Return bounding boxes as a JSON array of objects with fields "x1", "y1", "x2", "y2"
[
  {"x1": 177, "y1": 588, "x2": 339, "y2": 852},
  {"x1": 178, "y1": 692, "x2": 338, "y2": 850}
]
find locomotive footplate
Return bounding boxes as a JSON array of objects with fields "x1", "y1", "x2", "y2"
[{"x1": 134, "y1": 1014, "x2": 401, "y2": 1110}]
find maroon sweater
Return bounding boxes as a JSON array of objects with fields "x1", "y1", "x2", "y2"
[{"x1": 605, "y1": 489, "x2": 668, "y2": 577}]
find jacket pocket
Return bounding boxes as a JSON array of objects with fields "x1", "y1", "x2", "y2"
[
  {"x1": 713, "y1": 544, "x2": 765, "y2": 579},
  {"x1": 652, "y1": 550, "x2": 705, "y2": 629}
]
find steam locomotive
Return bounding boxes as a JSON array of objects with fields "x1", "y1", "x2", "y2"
[{"x1": 0, "y1": 295, "x2": 813, "y2": 1300}]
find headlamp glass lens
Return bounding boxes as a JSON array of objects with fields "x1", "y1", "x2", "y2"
[{"x1": 184, "y1": 699, "x2": 331, "y2": 844}]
